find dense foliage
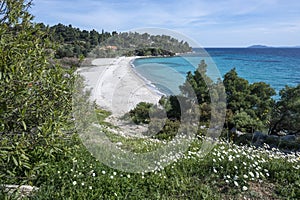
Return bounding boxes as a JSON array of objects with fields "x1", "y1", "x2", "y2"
[
  {"x1": 128, "y1": 102, "x2": 154, "y2": 124},
  {"x1": 46, "y1": 23, "x2": 192, "y2": 58},
  {"x1": 180, "y1": 60, "x2": 212, "y2": 105},
  {"x1": 48, "y1": 23, "x2": 111, "y2": 58},
  {"x1": 88, "y1": 32, "x2": 192, "y2": 58},
  {"x1": 223, "y1": 68, "x2": 276, "y2": 133},
  {"x1": 12, "y1": 107, "x2": 296, "y2": 200},
  {"x1": 125, "y1": 47, "x2": 177, "y2": 57},
  {"x1": 0, "y1": 0, "x2": 75, "y2": 185},
  {"x1": 128, "y1": 61, "x2": 300, "y2": 141},
  {"x1": 128, "y1": 60, "x2": 225, "y2": 139},
  {"x1": 269, "y1": 85, "x2": 300, "y2": 135}
]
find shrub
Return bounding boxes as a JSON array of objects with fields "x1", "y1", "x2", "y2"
[
  {"x1": 0, "y1": 0, "x2": 75, "y2": 185},
  {"x1": 128, "y1": 102, "x2": 154, "y2": 124}
]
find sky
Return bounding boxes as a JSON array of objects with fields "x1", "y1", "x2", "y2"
[{"x1": 31, "y1": 0, "x2": 300, "y2": 47}]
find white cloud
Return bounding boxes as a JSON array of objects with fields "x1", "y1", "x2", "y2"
[{"x1": 31, "y1": 0, "x2": 300, "y2": 47}]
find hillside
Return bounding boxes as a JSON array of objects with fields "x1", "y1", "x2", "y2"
[{"x1": 46, "y1": 23, "x2": 192, "y2": 58}]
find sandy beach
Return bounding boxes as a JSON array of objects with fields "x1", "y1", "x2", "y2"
[{"x1": 77, "y1": 56, "x2": 162, "y2": 117}]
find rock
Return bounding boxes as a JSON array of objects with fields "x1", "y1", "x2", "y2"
[
  {"x1": 252, "y1": 132, "x2": 267, "y2": 146},
  {"x1": 236, "y1": 130, "x2": 246, "y2": 136},
  {"x1": 281, "y1": 135, "x2": 296, "y2": 142},
  {"x1": 1, "y1": 185, "x2": 38, "y2": 199},
  {"x1": 268, "y1": 135, "x2": 279, "y2": 139},
  {"x1": 265, "y1": 135, "x2": 280, "y2": 148},
  {"x1": 230, "y1": 127, "x2": 246, "y2": 137},
  {"x1": 234, "y1": 133, "x2": 252, "y2": 145},
  {"x1": 253, "y1": 131, "x2": 267, "y2": 141},
  {"x1": 277, "y1": 130, "x2": 287, "y2": 136},
  {"x1": 230, "y1": 127, "x2": 237, "y2": 133}
]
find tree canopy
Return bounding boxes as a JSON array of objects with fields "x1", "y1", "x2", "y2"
[
  {"x1": 223, "y1": 68, "x2": 275, "y2": 133},
  {"x1": 269, "y1": 85, "x2": 300, "y2": 135},
  {"x1": 180, "y1": 60, "x2": 212, "y2": 105},
  {"x1": 0, "y1": 0, "x2": 75, "y2": 184},
  {"x1": 44, "y1": 23, "x2": 192, "y2": 58},
  {"x1": 128, "y1": 61, "x2": 299, "y2": 139}
]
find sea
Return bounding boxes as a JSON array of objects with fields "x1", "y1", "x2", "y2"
[{"x1": 133, "y1": 48, "x2": 300, "y2": 99}]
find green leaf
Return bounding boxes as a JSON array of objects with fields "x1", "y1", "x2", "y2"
[
  {"x1": 20, "y1": 153, "x2": 29, "y2": 161},
  {"x1": 12, "y1": 156, "x2": 18, "y2": 166},
  {"x1": 23, "y1": 162, "x2": 31, "y2": 169},
  {"x1": 22, "y1": 121, "x2": 27, "y2": 130}
]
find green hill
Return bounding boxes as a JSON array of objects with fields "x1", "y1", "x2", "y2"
[{"x1": 46, "y1": 23, "x2": 192, "y2": 58}]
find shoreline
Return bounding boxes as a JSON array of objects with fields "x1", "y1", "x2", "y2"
[
  {"x1": 129, "y1": 58, "x2": 166, "y2": 97},
  {"x1": 78, "y1": 56, "x2": 163, "y2": 116}
]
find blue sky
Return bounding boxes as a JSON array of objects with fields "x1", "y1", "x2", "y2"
[{"x1": 31, "y1": 0, "x2": 300, "y2": 47}]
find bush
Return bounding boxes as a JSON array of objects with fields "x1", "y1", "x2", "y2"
[
  {"x1": 0, "y1": 0, "x2": 75, "y2": 185},
  {"x1": 128, "y1": 102, "x2": 154, "y2": 124},
  {"x1": 153, "y1": 119, "x2": 181, "y2": 140}
]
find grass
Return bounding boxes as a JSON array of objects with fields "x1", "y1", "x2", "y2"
[
  {"x1": 95, "y1": 109, "x2": 118, "y2": 129},
  {"x1": 25, "y1": 137, "x2": 299, "y2": 199},
  {"x1": 1, "y1": 109, "x2": 299, "y2": 199}
]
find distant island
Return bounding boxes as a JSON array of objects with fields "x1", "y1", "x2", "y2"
[
  {"x1": 248, "y1": 44, "x2": 300, "y2": 48},
  {"x1": 247, "y1": 45, "x2": 272, "y2": 48}
]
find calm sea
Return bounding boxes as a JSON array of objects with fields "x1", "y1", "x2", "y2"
[{"x1": 133, "y1": 48, "x2": 300, "y2": 98}]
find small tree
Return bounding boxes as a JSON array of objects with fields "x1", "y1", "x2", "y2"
[
  {"x1": 223, "y1": 68, "x2": 275, "y2": 132},
  {"x1": 180, "y1": 60, "x2": 212, "y2": 105},
  {"x1": 231, "y1": 111, "x2": 262, "y2": 133},
  {"x1": 269, "y1": 85, "x2": 300, "y2": 135},
  {"x1": 248, "y1": 82, "x2": 275, "y2": 121},
  {"x1": 128, "y1": 102, "x2": 154, "y2": 124},
  {"x1": 223, "y1": 68, "x2": 250, "y2": 114}
]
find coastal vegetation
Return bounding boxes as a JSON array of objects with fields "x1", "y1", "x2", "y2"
[
  {"x1": 46, "y1": 23, "x2": 191, "y2": 58},
  {"x1": 48, "y1": 23, "x2": 111, "y2": 58},
  {"x1": 128, "y1": 61, "x2": 300, "y2": 149},
  {"x1": 269, "y1": 85, "x2": 300, "y2": 135},
  {"x1": 0, "y1": 0, "x2": 75, "y2": 189},
  {"x1": 0, "y1": 0, "x2": 299, "y2": 199}
]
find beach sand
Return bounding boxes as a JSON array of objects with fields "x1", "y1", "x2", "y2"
[{"x1": 77, "y1": 56, "x2": 162, "y2": 117}]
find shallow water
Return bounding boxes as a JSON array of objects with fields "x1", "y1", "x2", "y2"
[{"x1": 133, "y1": 48, "x2": 300, "y2": 98}]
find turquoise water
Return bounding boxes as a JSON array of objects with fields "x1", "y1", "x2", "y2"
[{"x1": 133, "y1": 48, "x2": 300, "y2": 98}]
